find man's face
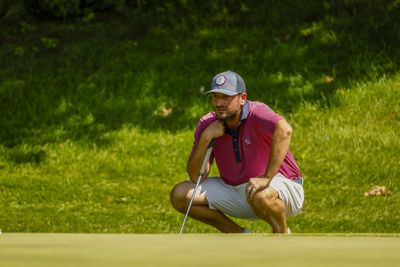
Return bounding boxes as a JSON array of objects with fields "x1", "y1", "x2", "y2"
[{"x1": 211, "y1": 92, "x2": 247, "y2": 122}]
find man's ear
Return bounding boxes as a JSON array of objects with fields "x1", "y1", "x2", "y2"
[{"x1": 240, "y1": 93, "x2": 247, "y2": 105}]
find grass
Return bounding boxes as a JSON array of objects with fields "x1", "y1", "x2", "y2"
[
  {"x1": 290, "y1": 77, "x2": 400, "y2": 233},
  {"x1": 1, "y1": 75, "x2": 399, "y2": 234},
  {"x1": 0, "y1": 2, "x2": 400, "y2": 233},
  {"x1": 1, "y1": 234, "x2": 400, "y2": 267},
  {"x1": 0, "y1": 128, "x2": 192, "y2": 232}
]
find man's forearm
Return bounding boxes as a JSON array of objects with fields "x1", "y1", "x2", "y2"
[
  {"x1": 186, "y1": 134, "x2": 213, "y2": 182},
  {"x1": 264, "y1": 120, "x2": 292, "y2": 179}
]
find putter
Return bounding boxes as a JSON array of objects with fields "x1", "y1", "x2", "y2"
[{"x1": 179, "y1": 139, "x2": 215, "y2": 234}]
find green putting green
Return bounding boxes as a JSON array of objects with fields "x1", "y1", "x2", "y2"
[{"x1": 1, "y1": 234, "x2": 400, "y2": 267}]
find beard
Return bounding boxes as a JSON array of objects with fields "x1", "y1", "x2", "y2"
[{"x1": 215, "y1": 107, "x2": 240, "y2": 122}]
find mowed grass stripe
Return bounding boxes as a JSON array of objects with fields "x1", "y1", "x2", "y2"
[{"x1": 1, "y1": 234, "x2": 400, "y2": 267}]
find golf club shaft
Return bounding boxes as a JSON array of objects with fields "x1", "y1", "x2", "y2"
[{"x1": 179, "y1": 140, "x2": 215, "y2": 234}]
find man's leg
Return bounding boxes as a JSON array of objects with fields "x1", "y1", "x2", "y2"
[
  {"x1": 170, "y1": 181, "x2": 244, "y2": 233},
  {"x1": 248, "y1": 187, "x2": 289, "y2": 233}
]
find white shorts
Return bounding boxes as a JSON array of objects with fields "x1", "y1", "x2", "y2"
[{"x1": 199, "y1": 173, "x2": 304, "y2": 219}]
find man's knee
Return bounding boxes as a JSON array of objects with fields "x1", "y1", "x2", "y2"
[
  {"x1": 170, "y1": 182, "x2": 192, "y2": 212},
  {"x1": 250, "y1": 188, "x2": 280, "y2": 211}
]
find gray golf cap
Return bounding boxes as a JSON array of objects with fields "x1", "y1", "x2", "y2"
[{"x1": 205, "y1": 70, "x2": 246, "y2": 96}]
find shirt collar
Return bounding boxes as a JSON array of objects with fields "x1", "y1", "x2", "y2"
[
  {"x1": 241, "y1": 101, "x2": 249, "y2": 121},
  {"x1": 225, "y1": 101, "x2": 249, "y2": 135}
]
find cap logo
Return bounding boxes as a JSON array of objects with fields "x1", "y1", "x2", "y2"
[{"x1": 215, "y1": 75, "x2": 226, "y2": 86}]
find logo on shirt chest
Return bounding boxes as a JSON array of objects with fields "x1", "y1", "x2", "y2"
[{"x1": 243, "y1": 138, "x2": 252, "y2": 145}]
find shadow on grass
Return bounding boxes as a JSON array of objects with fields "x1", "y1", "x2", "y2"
[{"x1": 0, "y1": 3, "x2": 399, "y2": 159}]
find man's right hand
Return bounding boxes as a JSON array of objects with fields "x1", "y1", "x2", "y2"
[
  {"x1": 187, "y1": 120, "x2": 224, "y2": 182},
  {"x1": 202, "y1": 120, "x2": 225, "y2": 141}
]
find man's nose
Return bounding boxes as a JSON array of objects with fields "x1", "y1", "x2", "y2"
[{"x1": 214, "y1": 96, "x2": 225, "y2": 105}]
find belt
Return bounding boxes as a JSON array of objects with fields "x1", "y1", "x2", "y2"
[{"x1": 292, "y1": 178, "x2": 303, "y2": 185}]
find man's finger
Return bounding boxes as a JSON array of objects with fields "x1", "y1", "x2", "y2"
[
  {"x1": 246, "y1": 185, "x2": 252, "y2": 200},
  {"x1": 247, "y1": 186, "x2": 256, "y2": 201}
]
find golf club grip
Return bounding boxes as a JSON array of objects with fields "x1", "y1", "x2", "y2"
[
  {"x1": 199, "y1": 139, "x2": 215, "y2": 176},
  {"x1": 207, "y1": 138, "x2": 216, "y2": 148}
]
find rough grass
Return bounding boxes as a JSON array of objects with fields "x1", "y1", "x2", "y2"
[
  {"x1": 1, "y1": 76, "x2": 399, "y2": 233},
  {"x1": 1, "y1": 3, "x2": 399, "y2": 233},
  {"x1": 289, "y1": 76, "x2": 400, "y2": 233}
]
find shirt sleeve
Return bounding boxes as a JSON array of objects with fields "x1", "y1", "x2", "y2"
[{"x1": 252, "y1": 102, "x2": 283, "y2": 134}]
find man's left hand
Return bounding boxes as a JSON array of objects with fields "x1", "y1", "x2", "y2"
[{"x1": 246, "y1": 177, "x2": 271, "y2": 201}]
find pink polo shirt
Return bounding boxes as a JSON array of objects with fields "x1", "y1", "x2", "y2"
[{"x1": 191, "y1": 101, "x2": 301, "y2": 186}]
